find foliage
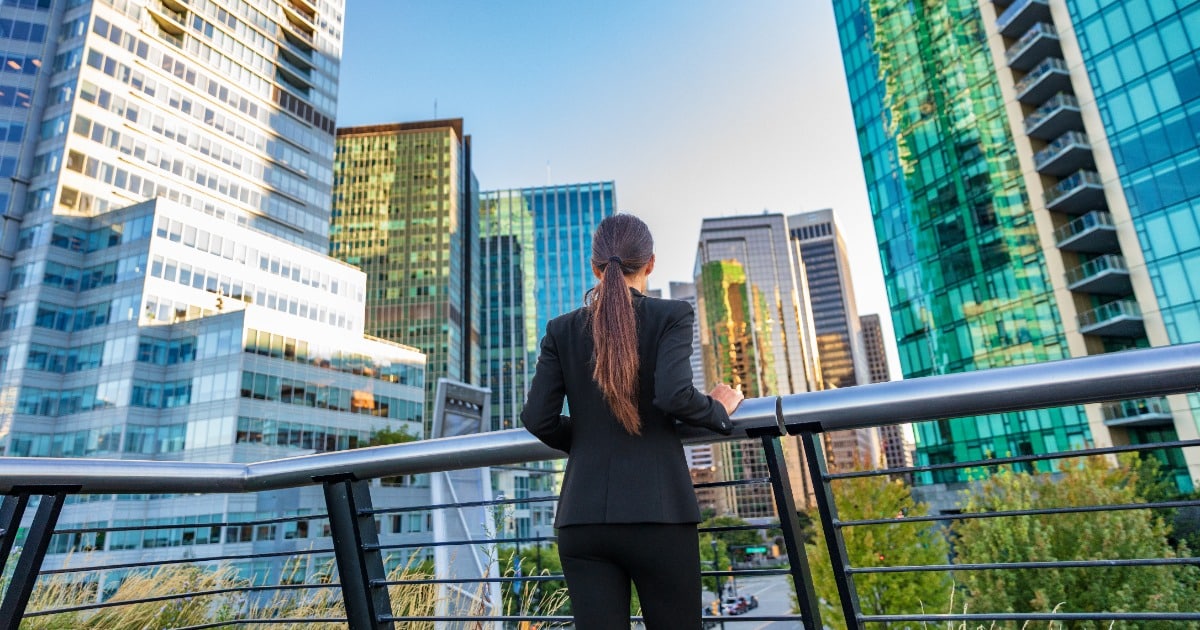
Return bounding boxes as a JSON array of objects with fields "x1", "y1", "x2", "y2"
[
  {"x1": 367, "y1": 425, "x2": 418, "y2": 446},
  {"x1": 952, "y1": 455, "x2": 1200, "y2": 629},
  {"x1": 17, "y1": 556, "x2": 448, "y2": 629},
  {"x1": 498, "y1": 543, "x2": 571, "y2": 618},
  {"x1": 700, "y1": 514, "x2": 765, "y2": 599},
  {"x1": 798, "y1": 473, "x2": 952, "y2": 628}
]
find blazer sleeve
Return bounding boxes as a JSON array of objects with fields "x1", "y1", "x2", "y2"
[
  {"x1": 520, "y1": 323, "x2": 572, "y2": 452},
  {"x1": 652, "y1": 303, "x2": 733, "y2": 435}
]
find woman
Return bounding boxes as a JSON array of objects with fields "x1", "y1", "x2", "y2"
[{"x1": 521, "y1": 213, "x2": 744, "y2": 629}]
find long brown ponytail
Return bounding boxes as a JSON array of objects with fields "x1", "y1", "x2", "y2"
[{"x1": 587, "y1": 214, "x2": 654, "y2": 435}]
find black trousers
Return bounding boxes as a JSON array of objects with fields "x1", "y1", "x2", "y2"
[{"x1": 558, "y1": 523, "x2": 701, "y2": 630}]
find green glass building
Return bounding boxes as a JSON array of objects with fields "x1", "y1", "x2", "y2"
[
  {"x1": 833, "y1": 0, "x2": 1199, "y2": 491},
  {"x1": 331, "y1": 120, "x2": 480, "y2": 431}
]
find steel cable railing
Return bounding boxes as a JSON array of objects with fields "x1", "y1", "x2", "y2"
[{"x1": 0, "y1": 343, "x2": 1198, "y2": 628}]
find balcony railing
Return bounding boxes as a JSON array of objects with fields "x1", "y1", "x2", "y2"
[
  {"x1": 1102, "y1": 396, "x2": 1174, "y2": 427},
  {"x1": 1006, "y1": 23, "x2": 1060, "y2": 70},
  {"x1": 1045, "y1": 169, "x2": 1105, "y2": 213},
  {"x1": 997, "y1": 0, "x2": 1052, "y2": 38},
  {"x1": 1065, "y1": 253, "x2": 1130, "y2": 294},
  {"x1": 1024, "y1": 93, "x2": 1082, "y2": 139},
  {"x1": 1034, "y1": 130, "x2": 1093, "y2": 176},
  {"x1": 2, "y1": 345, "x2": 1199, "y2": 628},
  {"x1": 1055, "y1": 210, "x2": 1119, "y2": 253},
  {"x1": 1016, "y1": 57, "x2": 1071, "y2": 104},
  {"x1": 1078, "y1": 298, "x2": 1144, "y2": 336}
]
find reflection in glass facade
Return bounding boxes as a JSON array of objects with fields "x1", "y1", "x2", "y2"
[
  {"x1": 834, "y1": 0, "x2": 1200, "y2": 491},
  {"x1": 479, "y1": 183, "x2": 614, "y2": 539},
  {"x1": 833, "y1": 0, "x2": 1094, "y2": 487},
  {"x1": 478, "y1": 183, "x2": 614, "y2": 431},
  {"x1": 331, "y1": 120, "x2": 480, "y2": 433},
  {"x1": 695, "y1": 214, "x2": 821, "y2": 516}
]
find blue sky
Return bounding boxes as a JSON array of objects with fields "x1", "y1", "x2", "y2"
[{"x1": 336, "y1": 1, "x2": 902, "y2": 377}]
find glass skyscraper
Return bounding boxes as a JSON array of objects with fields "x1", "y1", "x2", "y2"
[
  {"x1": 790, "y1": 209, "x2": 882, "y2": 471},
  {"x1": 0, "y1": 0, "x2": 446, "y2": 589},
  {"x1": 477, "y1": 183, "x2": 614, "y2": 539},
  {"x1": 695, "y1": 213, "x2": 822, "y2": 516},
  {"x1": 833, "y1": 0, "x2": 1199, "y2": 491},
  {"x1": 331, "y1": 119, "x2": 480, "y2": 432}
]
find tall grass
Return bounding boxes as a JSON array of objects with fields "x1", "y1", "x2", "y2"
[{"x1": 14, "y1": 552, "x2": 539, "y2": 629}]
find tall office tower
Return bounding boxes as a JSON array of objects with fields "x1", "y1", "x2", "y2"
[
  {"x1": 477, "y1": 183, "x2": 615, "y2": 539},
  {"x1": 0, "y1": 0, "x2": 433, "y2": 587},
  {"x1": 0, "y1": 0, "x2": 342, "y2": 277},
  {"x1": 331, "y1": 119, "x2": 481, "y2": 432},
  {"x1": 832, "y1": 0, "x2": 1200, "y2": 495},
  {"x1": 861, "y1": 313, "x2": 914, "y2": 475},
  {"x1": 789, "y1": 209, "x2": 882, "y2": 471},
  {"x1": 695, "y1": 214, "x2": 822, "y2": 517},
  {"x1": 860, "y1": 313, "x2": 893, "y2": 385},
  {"x1": 670, "y1": 280, "x2": 728, "y2": 517}
]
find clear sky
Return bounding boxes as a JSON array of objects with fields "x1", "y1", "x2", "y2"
[{"x1": 335, "y1": 0, "x2": 904, "y2": 379}]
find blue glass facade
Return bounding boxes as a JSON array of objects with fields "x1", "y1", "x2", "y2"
[
  {"x1": 478, "y1": 182, "x2": 615, "y2": 430},
  {"x1": 1068, "y1": 0, "x2": 1200, "y2": 345}
]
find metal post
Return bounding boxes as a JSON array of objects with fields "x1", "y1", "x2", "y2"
[
  {"x1": 0, "y1": 493, "x2": 30, "y2": 579},
  {"x1": 799, "y1": 430, "x2": 863, "y2": 630},
  {"x1": 0, "y1": 492, "x2": 66, "y2": 630},
  {"x1": 757, "y1": 431, "x2": 822, "y2": 630},
  {"x1": 322, "y1": 477, "x2": 394, "y2": 630}
]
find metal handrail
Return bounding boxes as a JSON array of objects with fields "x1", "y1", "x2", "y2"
[
  {"x1": 1053, "y1": 209, "x2": 1113, "y2": 244},
  {"x1": 1015, "y1": 57, "x2": 1068, "y2": 96},
  {"x1": 2, "y1": 344, "x2": 1199, "y2": 493}
]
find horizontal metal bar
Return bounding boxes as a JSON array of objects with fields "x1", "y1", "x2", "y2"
[
  {"x1": 780, "y1": 342, "x2": 1200, "y2": 432},
  {"x1": 53, "y1": 511, "x2": 328, "y2": 535},
  {"x1": 2, "y1": 345, "x2": 1196, "y2": 495},
  {"x1": 40, "y1": 547, "x2": 335, "y2": 576},
  {"x1": 839, "y1": 498, "x2": 1200, "y2": 527},
  {"x1": 826, "y1": 438, "x2": 1200, "y2": 480},
  {"x1": 362, "y1": 491, "x2": 557, "y2": 516},
  {"x1": 380, "y1": 615, "x2": 804, "y2": 623},
  {"x1": 863, "y1": 613, "x2": 1200, "y2": 623},
  {"x1": 24, "y1": 583, "x2": 340, "y2": 617},
  {"x1": 693, "y1": 476, "x2": 773, "y2": 489},
  {"x1": 174, "y1": 619, "x2": 348, "y2": 630},
  {"x1": 378, "y1": 568, "x2": 787, "y2": 587},
  {"x1": 850, "y1": 557, "x2": 1200, "y2": 574},
  {"x1": 0, "y1": 396, "x2": 779, "y2": 494},
  {"x1": 370, "y1": 534, "x2": 557, "y2": 552}
]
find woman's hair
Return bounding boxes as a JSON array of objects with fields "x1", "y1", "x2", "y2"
[{"x1": 587, "y1": 214, "x2": 654, "y2": 435}]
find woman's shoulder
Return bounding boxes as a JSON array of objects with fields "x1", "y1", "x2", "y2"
[{"x1": 546, "y1": 306, "x2": 590, "y2": 334}]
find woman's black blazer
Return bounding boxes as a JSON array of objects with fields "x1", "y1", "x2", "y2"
[{"x1": 521, "y1": 289, "x2": 733, "y2": 528}]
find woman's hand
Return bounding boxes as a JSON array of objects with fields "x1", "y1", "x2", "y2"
[{"x1": 709, "y1": 383, "x2": 745, "y2": 416}]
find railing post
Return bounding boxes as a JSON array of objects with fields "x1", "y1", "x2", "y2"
[
  {"x1": 0, "y1": 493, "x2": 30, "y2": 579},
  {"x1": 321, "y1": 477, "x2": 394, "y2": 630},
  {"x1": 799, "y1": 429, "x2": 863, "y2": 630},
  {"x1": 757, "y1": 430, "x2": 822, "y2": 630},
  {"x1": 0, "y1": 491, "x2": 67, "y2": 630}
]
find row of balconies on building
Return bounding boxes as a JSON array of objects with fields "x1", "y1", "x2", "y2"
[{"x1": 994, "y1": 0, "x2": 1168, "y2": 430}]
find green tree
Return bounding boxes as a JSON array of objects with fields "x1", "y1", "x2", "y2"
[
  {"x1": 701, "y1": 515, "x2": 765, "y2": 561},
  {"x1": 368, "y1": 425, "x2": 417, "y2": 446},
  {"x1": 953, "y1": 455, "x2": 1200, "y2": 628},
  {"x1": 798, "y1": 474, "x2": 952, "y2": 628}
]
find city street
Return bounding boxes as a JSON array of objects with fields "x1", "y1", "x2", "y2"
[{"x1": 700, "y1": 573, "x2": 803, "y2": 629}]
